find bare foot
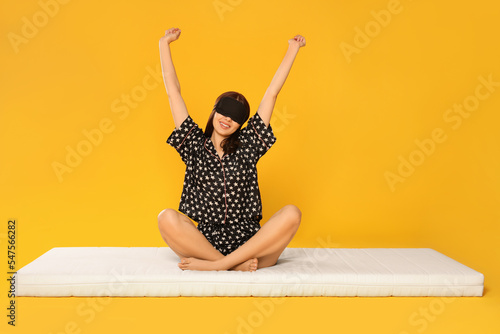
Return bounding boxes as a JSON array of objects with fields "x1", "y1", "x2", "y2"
[
  {"x1": 178, "y1": 257, "x2": 221, "y2": 271},
  {"x1": 230, "y1": 258, "x2": 258, "y2": 272}
]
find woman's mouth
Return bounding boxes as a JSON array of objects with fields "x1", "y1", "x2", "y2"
[{"x1": 219, "y1": 121, "x2": 230, "y2": 129}]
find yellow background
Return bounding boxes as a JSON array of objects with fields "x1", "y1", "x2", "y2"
[{"x1": 1, "y1": 0, "x2": 499, "y2": 333}]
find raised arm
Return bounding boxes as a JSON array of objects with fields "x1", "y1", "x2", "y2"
[
  {"x1": 159, "y1": 28, "x2": 189, "y2": 129},
  {"x1": 257, "y1": 34, "x2": 306, "y2": 127}
]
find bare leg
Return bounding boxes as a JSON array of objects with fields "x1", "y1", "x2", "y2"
[
  {"x1": 178, "y1": 204, "x2": 301, "y2": 271},
  {"x1": 157, "y1": 209, "x2": 258, "y2": 271}
]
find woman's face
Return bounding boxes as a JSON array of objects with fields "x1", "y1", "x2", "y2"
[{"x1": 213, "y1": 112, "x2": 240, "y2": 136}]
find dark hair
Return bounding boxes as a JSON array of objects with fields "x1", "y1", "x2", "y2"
[{"x1": 205, "y1": 91, "x2": 250, "y2": 155}]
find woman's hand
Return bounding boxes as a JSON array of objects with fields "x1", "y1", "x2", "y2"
[
  {"x1": 288, "y1": 34, "x2": 306, "y2": 48},
  {"x1": 160, "y1": 28, "x2": 182, "y2": 45}
]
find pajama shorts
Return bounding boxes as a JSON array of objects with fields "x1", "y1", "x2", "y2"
[{"x1": 196, "y1": 220, "x2": 261, "y2": 256}]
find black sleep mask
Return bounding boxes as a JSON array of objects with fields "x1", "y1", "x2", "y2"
[{"x1": 213, "y1": 96, "x2": 249, "y2": 125}]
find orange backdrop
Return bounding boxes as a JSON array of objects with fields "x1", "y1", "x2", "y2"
[{"x1": 1, "y1": 0, "x2": 499, "y2": 333}]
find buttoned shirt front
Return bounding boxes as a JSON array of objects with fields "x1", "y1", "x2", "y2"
[{"x1": 167, "y1": 112, "x2": 277, "y2": 226}]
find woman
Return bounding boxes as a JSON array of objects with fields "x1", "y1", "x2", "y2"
[{"x1": 157, "y1": 27, "x2": 305, "y2": 272}]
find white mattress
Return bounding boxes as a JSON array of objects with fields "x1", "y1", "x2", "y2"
[{"x1": 14, "y1": 247, "x2": 484, "y2": 297}]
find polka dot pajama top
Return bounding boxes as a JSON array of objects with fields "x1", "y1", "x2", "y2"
[{"x1": 166, "y1": 112, "x2": 277, "y2": 255}]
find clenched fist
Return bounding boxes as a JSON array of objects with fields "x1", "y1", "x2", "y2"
[{"x1": 160, "y1": 28, "x2": 182, "y2": 45}]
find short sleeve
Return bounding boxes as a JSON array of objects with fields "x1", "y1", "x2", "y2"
[
  {"x1": 166, "y1": 116, "x2": 205, "y2": 164},
  {"x1": 239, "y1": 112, "x2": 277, "y2": 162}
]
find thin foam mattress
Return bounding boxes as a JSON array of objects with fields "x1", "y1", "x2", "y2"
[{"x1": 15, "y1": 247, "x2": 484, "y2": 297}]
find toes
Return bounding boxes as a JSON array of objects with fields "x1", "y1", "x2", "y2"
[
  {"x1": 249, "y1": 258, "x2": 258, "y2": 271},
  {"x1": 178, "y1": 257, "x2": 191, "y2": 270}
]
